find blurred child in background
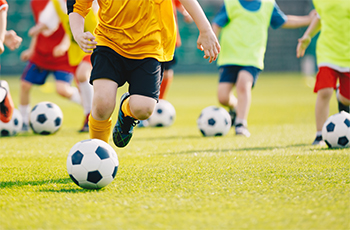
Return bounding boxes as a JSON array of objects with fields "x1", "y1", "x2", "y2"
[
  {"x1": 296, "y1": 0, "x2": 350, "y2": 145},
  {"x1": 212, "y1": 0, "x2": 316, "y2": 137},
  {"x1": 20, "y1": 0, "x2": 96, "y2": 132}
]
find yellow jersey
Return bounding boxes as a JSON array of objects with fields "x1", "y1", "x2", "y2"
[{"x1": 71, "y1": 0, "x2": 176, "y2": 62}]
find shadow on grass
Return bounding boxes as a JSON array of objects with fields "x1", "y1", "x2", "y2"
[{"x1": 0, "y1": 178, "x2": 102, "y2": 193}]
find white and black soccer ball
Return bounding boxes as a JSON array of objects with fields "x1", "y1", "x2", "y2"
[
  {"x1": 0, "y1": 109, "x2": 23, "y2": 137},
  {"x1": 147, "y1": 99, "x2": 176, "y2": 127},
  {"x1": 67, "y1": 139, "x2": 119, "y2": 189},
  {"x1": 322, "y1": 111, "x2": 350, "y2": 148},
  {"x1": 197, "y1": 106, "x2": 231, "y2": 137},
  {"x1": 29, "y1": 101, "x2": 63, "y2": 135}
]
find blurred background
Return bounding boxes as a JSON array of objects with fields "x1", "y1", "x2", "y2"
[{"x1": 0, "y1": 0, "x2": 317, "y2": 76}]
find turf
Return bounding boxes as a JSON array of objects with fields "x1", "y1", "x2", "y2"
[{"x1": 0, "y1": 73, "x2": 349, "y2": 230}]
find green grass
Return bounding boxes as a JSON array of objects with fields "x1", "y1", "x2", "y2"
[{"x1": 0, "y1": 73, "x2": 349, "y2": 230}]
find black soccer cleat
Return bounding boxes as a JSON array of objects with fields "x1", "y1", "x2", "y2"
[
  {"x1": 112, "y1": 93, "x2": 139, "y2": 148},
  {"x1": 312, "y1": 135, "x2": 325, "y2": 146},
  {"x1": 229, "y1": 108, "x2": 236, "y2": 127}
]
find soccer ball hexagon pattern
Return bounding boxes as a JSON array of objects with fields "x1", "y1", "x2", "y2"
[
  {"x1": 322, "y1": 111, "x2": 350, "y2": 148},
  {"x1": 0, "y1": 109, "x2": 23, "y2": 137},
  {"x1": 147, "y1": 99, "x2": 176, "y2": 127},
  {"x1": 197, "y1": 106, "x2": 231, "y2": 137},
  {"x1": 67, "y1": 139, "x2": 119, "y2": 189},
  {"x1": 29, "y1": 101, "x2": 63, "y2": 135}
]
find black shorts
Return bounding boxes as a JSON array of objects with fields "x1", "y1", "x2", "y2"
[
  {"x1": 163, "y1": 56, "x2": 177, "y2": 70},
  {"x1": 90, "y1": 46, "x2": 164, "y2": 100},
  {"x1": 219, "y1": 65, "x2": 261, "y2": 88}
]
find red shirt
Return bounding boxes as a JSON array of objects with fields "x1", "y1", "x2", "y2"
[{"x1": 29, "y1": 0, "x2": 75, "y2": 72}]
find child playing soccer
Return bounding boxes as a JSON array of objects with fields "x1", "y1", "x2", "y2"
[
  {"x1": 68, "y1": 0, "x2": 220, "y2": 147},
  {"x1": 20, "y1": 0, "x2": 89, "y2": 132},
  {"x1": 212, "y1": 0, "x2": 316, "y2": 137},
  {"x1": 296, "y1": 0, "x2": 350, "y2": 145},
  {"x1": 30, "y1": 0, "x2": 98, "y2": 132}
]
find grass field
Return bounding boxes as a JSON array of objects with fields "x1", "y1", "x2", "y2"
[{"x1": 0, "y1": 73, "x2": 349, "y2": 230}]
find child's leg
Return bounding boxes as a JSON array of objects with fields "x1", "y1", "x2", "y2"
[
  {"x1": 89, "y1": 79, "x2": 118, "y2": 143},
  {"x1": 75, "y1": 58, "x2": 93, "y2": 132},
  {"x1": 19, "y1": 80, "x2": 32, "y2": 129},
  {"x1": 337, "y1": 72, "x2": 350, "y2": 113},
  {"x1": 315, "y1": 88, "x2": 333, "y2": 132},
  {"x1": 235, "y1": 70, "x2": 254, "y2": 126},
  {"x1": 218, "y1": 82, "x2": 237, "y2": 109},
  {"x1": 55, "y1": 81, "x2": 81, "y2": 104},
  {"x1": 159, "y1": 69, "x2": 173, "y2": 100},
  {"x1": 127, "y1": 95, "x2": 156, "y2": 120}
]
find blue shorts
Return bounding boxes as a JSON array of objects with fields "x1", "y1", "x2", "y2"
[
  {"x1": 219, "y1": 65, "x2": 261, "y2": 87},
  {"x1": 21, "y1": 62, "x2": 74, "y2": 85},
  {"x1": 90, "y1": 46, "x2": 164, "y2": 101}
]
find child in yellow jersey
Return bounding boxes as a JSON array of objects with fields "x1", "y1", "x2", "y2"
[
  {"x1": 67, "y1": 0, "x2": 220, "y2": 147},
  {"x1": 297, "y1": 0, "x2": 350, "y2": 146}
]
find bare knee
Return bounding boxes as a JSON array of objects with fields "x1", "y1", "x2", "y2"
[{"x1": 129, "y1": 95, "x2": 156, "y2": 120}]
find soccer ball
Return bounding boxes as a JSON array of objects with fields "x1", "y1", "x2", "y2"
[
  {"x1": 29, "y1": 101, "x2": 63, "y2": 135},
  {"x1": 67, "y1": 139, "x2": 119, "y2": 189},
  {"x1": 197, "y1": 106, "x2": 231, "y2": 137},
  {"x1": 0, "y1": 109, "x2": 23, "y2": 137},
  {"x1": 147, "y1": 99, "x2": 176, "y2": 127},
  {"x1": 322, "y1": 111, "x2": 350, "y2": 148}
]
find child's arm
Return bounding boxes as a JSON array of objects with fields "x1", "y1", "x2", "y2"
[
  {"x1": 20, "y1": 35, "x2": 37, "y2": 62},
  {"x1": 211, "y1": 23, "x2": 221, "y2": 39},
  {"x1": 296, "y1": 15, "x2": 321, "y2": 58},
  {"x1": 53, "y1": 32, "x2": 71, "y2": 57},
  {"x1": 69, "y1": 12, "x2": 97, "y2": 53},
  {"x1": 0, "y1": 8, "x2": 7, "y2": 54},
  {"x1": 178, "y1": 0, "x2": 220, "y2": 63},
  {"x1": 282, "y1": 9, "x2": 317, "y2": 29}
]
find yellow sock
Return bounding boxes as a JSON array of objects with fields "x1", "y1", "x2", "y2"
[
  {"x1": 121, "y1": 97, "x2": 135, "y2": 118},
  {"x1": 88, "y1": 114, "x2": 112, "y2": 143}
]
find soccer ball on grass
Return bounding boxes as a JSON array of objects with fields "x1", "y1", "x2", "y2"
[
  {"x1": 67, "y1": 139, "x2": 119, "y2": 189},
  {"x1": 147, "y1": 99, "x2": 176, "y2": 127},
  {"x1": 29, "y1": 101, "x2": 63, "y2": 135},
  {"x1": 197, "y1": 106, "x2": 231, "y2": 137},
  {"x1": 0, "y1": 109, "x2": 23, "y2": 137},
  {"x1": 322, "y1": 111, "x2": 350, "y2": 148}
]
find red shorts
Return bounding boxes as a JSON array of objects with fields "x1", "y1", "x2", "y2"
[{"x1": 314, "y1": 66, "x2": 350, "y2": 100}]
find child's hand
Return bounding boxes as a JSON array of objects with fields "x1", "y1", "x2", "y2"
[
  {"x1": 296, "y1": 35, "x2": 311, "y2": 58},
  {"x1": 4, "y1": 30, "x2": 22, "y2": 51},
  {"x1": 20, "y1": 49, "x2": 33, "y2": 62},
  {"x1": 53, "y1": 44, "x2": 68, "y2": 57},
  {"x1": 197, "y1": 30, "x2": 221, "y2": 63},
  {"x1": 74, "y1": 31, "x2": 97, "y2": 53}
]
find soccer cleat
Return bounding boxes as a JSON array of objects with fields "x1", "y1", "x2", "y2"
[
  {"x1": 235, "y1": 123, "x2": 251, "y2": 137},
  {"x1": 112, "y1": 93, "x2": 139, "y2": 148},
  {"x1": 21, "y1": 123, "x2": 29, "y2": 132},
  {"x1": 312, "y1": 135, "x2": 325, "y2": 146},
  {"x1": 0, "y1": 80, "x2": 14, "y2": 123},
  {"x1": 79, "y1": 113, "x2": 89, "y2": 133},
  {"x1": 228, "y1": 108, "x2": 236, "y2": 127},
  {"x1": 338, "y1": 100, "x2": 350, "y2": 113}
]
